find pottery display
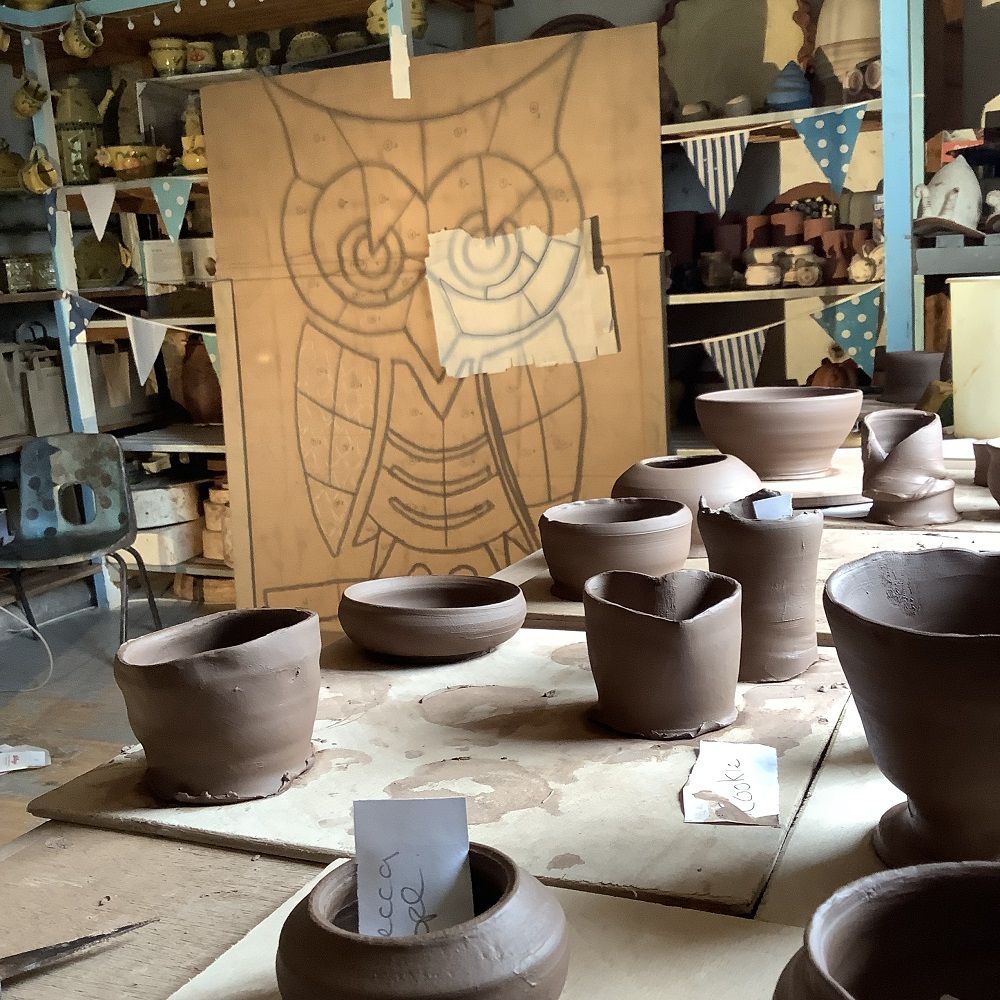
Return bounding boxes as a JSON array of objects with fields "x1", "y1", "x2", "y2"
[
  {"x1": 745, "y1": 263, "x2": 783, "y2": 288},
  {"x1": 814, "y1": 0, "x2": 880, "y2": 104},
  {"x1": 62, "y1": 6, "x2": 103, "y2": 59},
  {"x1": 825, "y1": 550, "x2": 1000, "y2": 865},
  {"x1": 695, "y1": 386, "x2": 863, "y2": 480},
  {"x1": 339, "y1": 576, "x2": 526, "y2": 661},
  {"x1": 335, "y1": 31, "x2": 369, "y2": 52},
  {"x1": 256, "y1": 46, "x2": 273, "y2": 67},
  {"x1": 114, "y1": 608, "x2": 321, "y2": 804},
  {"x1": 54, "y1": 76, "x2": 113, "y2": 184},
  {"x1": 860, "y1": 410, "x2": 958, "y2": 526},
  {"x1": 974, "y1": 440, "x2": 992, "y2": 487},
  {"x1": 700, "y1": 491, "x2": 822, "y2": 684},
  {"x1": 584, "y1": 570, "x2": 742, "y2": 739},
  {"x1": 743, "y1": 246, "x2": 788, "y2": 267},
  {"x1": 766, "y1": 60, "x2": 811, "y2": 111},
  {"x1": 698, "y1": 250, "x2": 733, "y2": 290},
  {"x1": 745, "y1": 215, "x2": 772, "y2": 249},
  {"x1": 286, "y1": 30, "x2": 332, "y2": 63},
  {"x1": 185, "y1": 41, "x2": 217, "y2": 73},
  {"x1": 222, "y1": 48, "x2": 248, "y2": 69},
  {"x1": 75, "y1": 233, "x2": 130, "y2": 289},
  {"x1": 183, "y1": 336, "x2": 223, "y2": 423},
  {"x1": 18, "y1": 143, "x2": 59, "y2": 194},
  {"x1": 803, "y1": 215, "x2": 834, "y2": 251},
  {"x1": 819, "y1": 229, "x2": 853, "y2": 284},
  {"x1": 539, "y1": 498, "x2": 692, "y2": 601},
  {"x1": 663, "y1": 211, "x2": 699, "y2": 267},
  {"x1": 878, "y1": 350, "x2": 944, "y2": 403},
  {"x1": 773, "y1": 863, "x2": 1000, "y2": 999},
  {"x1": 986, "y1": 441, "x2": 1000, "y2": 505},
  {"x1": 180, "y1": 134, "x2": 208, "y2": 173},
  {"x1": 723, "y1": 94, "x2": 752, "y2": 117},
  {"x1": 713, "y1": 223, "x2": 743, "y2": 262},
  {"x1": 12, "y1": 74, "x2": 48, "y2": 119},
  {"x1": 770, "y1": 210, "x2": 805, "y2": 247},
  {"x1": 150, "y1": 37, "x2": 186, "y2": 76},
  {"x1": 96, "y1": 144, "x2": 169, "y2": 181},
  {"x1": 790, "y1": 253, "x2": 824, "y2": 287},
  {"x1": 0, "y1": 140, "x2": 26, "y2": 193},
  {"x1": 612, "y1": 453, "x2": 761, "y2": 558},
  {"x1": 276, "y1": 843, "x2": 569, "y2": 1000},
  {"x1": 914, "y1": 156, "x2": 984, "y2": 239}
]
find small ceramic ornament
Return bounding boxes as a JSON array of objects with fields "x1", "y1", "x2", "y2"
[
  {"x1": 914, "y1": 156, "x2": 984, "y2": 239},
  {"x1": 766, "y1": 61, "x2": 812, "y2": 111}
]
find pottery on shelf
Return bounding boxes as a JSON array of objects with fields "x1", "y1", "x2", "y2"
[
  {"x1": 150, "y1": 37, "x2": 186, "y2": 76},
  {"x1": 286, "y1": 30, "x2": 333, "y2": 63},
  {"x1": 663, "y1": 211, "x2": 699, "y2": 267},
  {"x1": 975, "y1": 440, "x2": 992, "y2": 487},
  {"x1": 879, "y1": 350, "x2": 944, "y2": 403},
  {"x1": 695, "y1": 386, "x2": 863, "y2": 480},
  {"x1": 185, "y1": 40, "x2": 217, "y2": 73},
  {"x1": 766, "y1": 61, "x2": 812, "y2": 112},
  {"x1": 814, "y1": 0, "x2": 880, "y2": 104},
  {"x1": 745, "y1": 215, "x2": 772, "y2": 249},
  {"x1": 773, "y1": 863, "x2": 1000, "y2": 999},
  {"x1": 770, "y1": 210, "x2": 805, "y2": 248},
  {"x1": 803, "y1": 215, "x2": 835, "y2": 251},
  {"x1": 114, "y1": 608, "x2": 321, "y2": 804},
  {"x1": 698, "y1": 250, "x2": 733, "y2": 290},
  {"x1": 986, "y1": 440, "x2": 1000, "y2": 506},
  {"x1": 183, "y1": 336, "x2": 223, "y2": 423},
  {"x1": 539, "y1": 498, "x2": 692, "y2": 601},
  {"x1": 584, "y1": 570, "x2": 742, "y2": 739},
  {"x1": 276, "y1": 844, "x2": 569, "y2": 1000},
  {"x1": 825, "y1": 550, "x2": 1000, "y2": 865},
  {"x1": 700, "y1": 491, "x2": 822, "y2": 684},
  {"x1": 338, "y1": 576, "x2": 526, "y2": 662},
  {"x1": 96, "y1": 144, "x2": 169, "y2": 181},
  {"x1": 0, "y1": 140, "x2": 26, "y2": 192},
  {"x1": 713, "y1": 222, "x2": 743, "y2": 263},
  {"x1": 914, "y1": 156, "x2": 984, "y2": 239}
]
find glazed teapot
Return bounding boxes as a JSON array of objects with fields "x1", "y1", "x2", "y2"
[
  {"x1": 915, "y1": 156, "x2": 982, "y2": 234},
  {"x1": 53, "y1": 77, "x2": 114, "y2": 183}
]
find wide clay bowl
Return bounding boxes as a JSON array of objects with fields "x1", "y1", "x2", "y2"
[
  {"x1": 695, "y1": 387, "x2": 863, "y2": 480},
  {"x1": 276, "y1": 843, "x2": 570, "y2": 1000},
  {"x1": 824, "y1": 549, "x2": 1000, "y2": 865},
  {"x1": 773, "y1": 863, "x2": 1000, "y2": 999},
  {"x1": 339, "y1": 576, "x2": 526, "y2": 662},
  {"x1": 539, "y1": 497, "x2": 692, "y2": 601}
]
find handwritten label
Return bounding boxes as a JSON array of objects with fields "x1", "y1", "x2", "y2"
[
  {"x1": 682, "y1": 741, "x2": 779, "y2": 827},
  {"x1": 354, "y1": 798, "x2": 474, "y2": 938},
  {"x1": 751, "y1": 493, "x2": 793, "y2": 521}
]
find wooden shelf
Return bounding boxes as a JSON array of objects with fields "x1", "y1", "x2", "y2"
[
  {"x1": 139, "y1": 68, "x2": 275, "y2": 91},
  {"x1": 666, "y1": 282, "x2": 882, "y2": 306},
  {"x1": 144, "y1": 557, "x2": 234, "y2": 579},
  {"x1": 0, "y1": 290, "x2": 61, "y2": 305},
  {"x1": 118, "y1": 423, "x2": 225, "y2": 454},
  {"x1": 916, "y1": 244, "x2": 1000, "y2": 276},
  {"x1": 64, "y1": 175, "x2": 210, "y2": 217}
]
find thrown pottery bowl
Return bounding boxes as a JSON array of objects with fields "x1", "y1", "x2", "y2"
[
  {"x1": 825, "y1": 550, "x2": 1000, "y2": 865},
  {"x1": 612, "y1": 454, "x2": 761, "y2": 557},
  {"x1": 696, "y1": 387, "x2": 863, "y2": 480},
  {"x1": 114, "y1": 608, "x2": 321, "y2": 804},
  {"x1": 539, "y1": 498, "x2": 692, "y2": 601},
  {"x1": 276, "y1": 844, "x2": 570, "y2": 1000},
  {"x1": 879, "y1": 351, "x2": 944, "y2": 403},
  {"x1": 773, "y1": 863, "x2": 1000, "y2": 999},
  {"x1": 339, "y1": 576, "x2": 525, "y2": 662},
  {"x1": 584, "y1": 570, "x2": 741, "y2": 739}
]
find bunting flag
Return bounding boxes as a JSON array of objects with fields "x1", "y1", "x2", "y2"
[
  {"x1": 682, "y1": 130, "x2": 749, "y2": 216},
  {"x1": 43, "y1": 190, "x2": 59, "y2": 250},
  {"x1": 66, "y1": 295, "x2": 100, "y2": 344},
  {"x1": 706, "y1": 329, "x2": 766, "y2": 390},
  {"x1": 792, "y1": 105, "x2": 866, "y2": 194},
  {"x1": 79, "y1": 183, "x2": 117, "y2": 242},
  {"x1": 201, "y1": 332, "x2": 221, "y2": 378},
  {"x1": 811, "y1": 287, "x2": 882, "y2": 375},
  {"x1": 150, "y1": 178, "x2": 194, "y2": 241},
  {"x1": 126, "y1": 314, "x2": 168, "y2": 384}
]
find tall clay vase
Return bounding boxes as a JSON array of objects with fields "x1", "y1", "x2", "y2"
[
  {"x1": 860, "y1": 409, "x2": 958, "y2": 526},
  {"x1": 276, "y1": 844, "x2": 570, "y2": 1000},
  {"x1": 699, "y1": 491, "x2": 822, "y2": 683},
  {"x1": 115, "y1": 608, "x2": 321, "y2": 804},
  {"x1": 825, "y1": 550, "x2": 1000, "y2": 865},
  {"x1": 583, "y1": 570, "x2": 742, "y2": 739}
]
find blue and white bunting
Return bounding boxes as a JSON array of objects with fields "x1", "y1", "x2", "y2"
[
  {"x1": 792, "y1": 105, "x2": 866, "y2": 195},
  {"x1": 201, "y1": 332, "x2": 221, "y2": 378},
  {"x1": 66, "y1": 295, "x2": 100, "y2": 344},
  {"x1": 79, "y1": 183, "x2": 117, "y2": 242},
  {"x1": 811, "y1": 287, "x2": 882, "y2": 375},
  {"x1": 43, "y1": 189, "x2": 59, "y2": 250},
  {"x1": 150, "y1": 178, "x2": 194, "y2": 241},
  {"x1": 127, "y1": 314, "x2": 168, "y2": 384},
  {"x1": 707, "y1": 329, "x2": 766, "y2": 390},
  {"x1": 682, "y1": 130, "x2": 749, "y2": 217}
]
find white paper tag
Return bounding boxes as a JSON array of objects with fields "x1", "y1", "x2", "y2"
[
  {"x1": 752, "y1": 493, "x2": 793, "y2": 520},
  {"x1": 354, "y1": 797, "x2": 475, "y2": 938},
  {"x1": 0, "y1": 744, "x2": 50, "y2": 774},
  {"x1": 682, "y1": 741, "x2": 779, "y2": 826},
  {"x1": 389, "y1": 25, "x2": 411, "y2": 100}
]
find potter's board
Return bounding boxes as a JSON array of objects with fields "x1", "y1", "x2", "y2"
[
  {"x1": 30, "y1": 630, "x2": 851, "y2": 915},
  {"x1": 170, "y1": 863, "x2": 803, "y2": 1000}
]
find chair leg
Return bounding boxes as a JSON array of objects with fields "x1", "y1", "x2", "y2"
[
  {"x1": 107, "y1": 552, "x2": 130, "y2": 646},
  {"x1": 9, "y1": 570, "x2": 40, "y2": 640},
  {"x1": 124, "y1": 546, "x2": 162, "y2": 632}
]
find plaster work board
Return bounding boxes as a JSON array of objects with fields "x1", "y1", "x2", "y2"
[
  {"x1": 29, "y1": 630, "x2": 852, "y2": 915},
  {"x1": 171, "y1": 863, "x2": 803, "y2": 1000}
]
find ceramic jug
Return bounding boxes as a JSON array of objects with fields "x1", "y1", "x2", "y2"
[
  {"x1": 915, "y1": 157, "x2": 983, "y2": 234},
  {"x1": 62, "y1": 6, "x2": 103, "y2": 59}
]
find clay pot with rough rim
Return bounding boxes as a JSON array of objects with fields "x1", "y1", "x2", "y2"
[
  {"x1": 803, "y1": 215, "x2": 834, "y2": 251},
  {"x1": 974, "y1": 440, "x2": 992, "y2": 487},
  {"x1": 770, "y1": 210, "x2": 805, "y2": 247},
  {"x1": 879, "y1": 350, "x2": 944, "y2": 403}
]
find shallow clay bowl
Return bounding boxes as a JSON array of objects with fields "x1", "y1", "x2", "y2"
[
  {"x1": 339, "y1": 576, "x2": 526, "y2": 662},
  {"x1": 695, "y1": 386, "x2": 863, "y2": 480}
]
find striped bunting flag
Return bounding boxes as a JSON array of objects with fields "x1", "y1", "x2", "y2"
[
  {"x1": 707, "y1": 330, "x2": 766, "y2": 391},
  {"x1": 682, "y1": 130, "x2": 750, "y2": 216}
]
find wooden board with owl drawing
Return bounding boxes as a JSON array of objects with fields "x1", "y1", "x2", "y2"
[{"x1": 202, "y1": 26, "x2": 666, "y2": 639}]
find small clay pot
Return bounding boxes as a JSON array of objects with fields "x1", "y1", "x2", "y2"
[
  {"x1": 988, "y1": 441, "x2": 1000, "y2": 506},
  {"x1": 769, "y1": 210, "x2": 805, "y2": 247},
  {"x1": 861, "y1": 409, "x2": 958, "y2": 526},
  {"x1": 114, "y1": 608, "x2": 321, "y2": 804},
  {"x1": 611, "y1": 453, "x2": 762, "y2": 557},
  {"x1": 825, "y1": 550, "x2": 1000, "y2": 865},
  {"x1": 879, "y1": 351, "x2": 945, "y2": 403},
  {"x1": 584, "y1": 570, "x2": 742, "y2": 739},
  {"x1": 713, "y1": 222, "x2": 743, "y2": 262},
  {"x1": 745, "y1": 215, "x2": 772, "y2": 249},
  {"x1": 664, "y1": 211, "x2": 699, "y2": 266},
  {"x1": 276, "y1": 844, "x2": 570, "y2": 1000},
  {"x1": 700, "y1": 491, "x2": 822, "y2": 683},
  {"x1": 802, "y1": 215, "x2": 834, "y2": 251},
  {"x1": 974, "y1": 440, "x2": 992, "y2": 487},
  {"x1": 773, "y1": 863, "x2": 1000, "y2": 1000},
  {"x1": 820, "y1": 229, "x2": 853, "y2": 284},
  {"x1": 539, "y1": 498, "x2": 692, "y2": 601}
]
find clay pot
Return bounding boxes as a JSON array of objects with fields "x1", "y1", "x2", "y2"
[
  {"x1": 773, "y1": 863, "x2": 1000, "y2": 1000},
  {"x1": 986, "y1": 441, "x2": 1000, "y2": 506},
  {"x1": 879, "y1": 351, "x2": 944, "y2": 403},
  {"x1": 860, "y1": 410, "x2": 958, "y2": 526},
  {"x1": 114, "y1": 608, "x2": 321, "y2": 804},
  {"x1": 802, "y1": 215, "x2": 834, "y2": 252},
  {"x1": 825, "y1": 550, "x2": 1000, "y2": 864},
  {"x1": 700, "y1": 491, "x2": 822, "y2": 683},
  {"x1": 713, "y1": 222, "x2": 743, "y2": 263},
  {"x1": 339, "y1": 577, "x2": 526, "y2": 662},
  {"x1": 276, "y1": 844, "x2": 570, "y2": 1000},
  {"x1": 769, "y1": 210, "x2": 805, "y2": 248},
  {"x1": 182, "y1": 337, "x2": 223, "y2": 423},
  {"x1": 611, "y1": 454, "x2": 762, "y2": 557},
  {"x1": 663, "y1": 211, "x2": 699, "y2": 266},
  {"x1": 695, "y1": 387, "x2": 863, "y2": 480},
  {"x1": 820, "y1": 229, "x2": 853, "y2": 284},
  {"x1": 745, "y1": 215, "x2": 772, "y2": 249},
  {"x1": 583, "y1": 570, "x2": 742, "y2": 739},
  {"x1": 539, "y1": 498, "x2": 692, "y2": 601},
  {"x1": 974, "y1": 440, "x2": 992, "y2": 487}
]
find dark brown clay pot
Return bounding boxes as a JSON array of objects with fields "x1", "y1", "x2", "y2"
[
  {"x1": 664, "y1": 210, "x2": 699, "y2": 266},
  {"x1": 773, "y1": 863, "x2": 1000, "y2": 1000},
  {"x1": 825, "y1": 550, "x2": 1000, "y2": 865},
  {"x1": 539, "y1": 498, "x2": 692, "y2": 601},
  {"x1": 182, "y1": 337, "x2": 223, "y2": 423},
  {"x1": 713, "y1": 222, "x2": 743, "y2": 262},
  {"x1": 860, "y1": 409, "x2": 958, "y2": 526},
  {"x1": 339, "y1": 577, "x2": 526, "y2": 663},
  {"x1": 114, "y1": 608, "x2": 321, "y2": 804},
  {"x1": 879, "y1": 351, "x2": 945, "y2": 404},
  {"x1": 699, "y1": 491, "x2": 822, "y2": 683},
  {"x1": 276, "y1": 844, "x2": 570, "y2": 1000},
  {"x1": 583, "y1": 570, "x2": 742, "y2": 739},
  {"x1": 695, "y1": 387, "x2": 863, "y2": 480},
  {"x1": 769, "y1": 210, "x2": 805, "y2": 247},
  {"x1": 820, "y1": 229, "x2": 852, "y2": 284},
  {"x1": 611, "y1": 454, "x2": 761, "y2": 557},
  {"x1": 974, "y1": 440, "x2": 992, "y2": 487},
  {"x1": 745, "y1": 215, "x2": 772, "y2": 249},
  {"x1": 803, "y1": 215, "x2": 834, "y2": 252},
  {"x1": 986, "y1": 440, "x2": 1000, "y2": 506}
]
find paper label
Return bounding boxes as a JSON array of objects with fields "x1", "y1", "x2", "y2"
[
  {"x1": 354, "y1": 797, "x2": 474, "y2": 938},
  {"x1": 752, "y1": 493, "x2": 793, "y2": 520},
  {"x1": 682, "y1": 741, "x2": 779, "y2": 826},
  {"x1": 0, "y1": 744, "x2": 50, "y2": 774}
]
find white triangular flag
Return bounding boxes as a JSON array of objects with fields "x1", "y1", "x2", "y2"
[
  {"x1": 126, "y1": 315, "x2": 167, "y2": 385},
  {"x1": 79, "y1": 184, "x2": 117, "y2": 242}
]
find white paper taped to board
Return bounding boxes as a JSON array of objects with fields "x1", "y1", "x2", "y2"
[{"x1": 682, "y1": 741, "x2": 779, "y2": 827}]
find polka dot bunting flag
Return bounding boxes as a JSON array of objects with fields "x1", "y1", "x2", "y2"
[
  {"x1": 150, "y1": 177, "x2": 195, "y2": 242},
  {"x1": 44, "y1": 190, "x2": 59, "y2": 251},
  {"x1": 792, "y1": 105, "x2": 867, "y2": 195},
  {"x1": 811, "y1": 287, "x2": 882, "y2": 376},
  {"x1": 67, "y1": 294, "x2": 100, "y2": 344}
]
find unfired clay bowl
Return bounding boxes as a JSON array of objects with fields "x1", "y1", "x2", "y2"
[
  {"x1": 539, "y1": 497, "x2": 692, "y2": 601},
  {"x1": 339, "y1": 576, "x2": 526, "y2": 662},
  {"x1": 276, "y1": 843, "x2": 570, "y2": 1000},
  {"x1": 696, "y1": 387, "x2": 863, "y2": 480},
  {"x1": 773, "y1": 863, "x2": 1000, "y2": 999}
]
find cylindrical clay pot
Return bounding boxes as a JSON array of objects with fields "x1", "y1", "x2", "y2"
[
  {"x1": 115, "y1": 608, "x2": 321, "y2": 804},
  {"x1": 974, "y1": 440, "x2": 992, "y2": 487},
  {"x1": 986, "y1": 440, "x2": 1000, "y2": 504},
  {"x1": 825, "y1": 550, "x2": 1000, "y2": 866},
  {"x1": 879, "y1": 350, "x2": 944, "y2": 403},
  {"x1": 583, "y1": 570, "x2": 742, "y2": 739},
  {"x1": 699, "y1": 491, "x2": 822, "y2": 683},
  {"x1": 276, "y1": 844, "x2": 570, "y2": 1000},
  {"x1": 773, "y1": 863, "x2": 1000, "y2": 1000}
]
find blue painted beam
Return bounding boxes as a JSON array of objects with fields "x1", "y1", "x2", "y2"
[{"x1": 0, "y1": 0, "x2": 171, "y2": 28}]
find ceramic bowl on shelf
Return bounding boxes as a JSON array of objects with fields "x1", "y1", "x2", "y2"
[
  {"x1": 286, "y1": 30, "x2": 332, "y2": 63},
  {"x1": 95, "y1": 144, "x2": 170, "y2": 181}
]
